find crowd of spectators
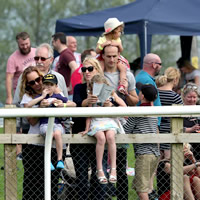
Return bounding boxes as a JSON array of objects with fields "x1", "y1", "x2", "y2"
[{"x1": 4, "y1": 16, "x2": 200, "y2": 200}]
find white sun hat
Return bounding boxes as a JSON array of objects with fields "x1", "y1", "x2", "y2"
[{"x1": 103, "y1": 18, "x2": 124, "y2": 35}]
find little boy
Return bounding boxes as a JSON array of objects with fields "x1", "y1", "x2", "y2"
[
  {"x1": 123, "y1": 82, "x2": 160, "y2": 200},
  {"x1": 28, "y1": 74, "x2": 76, "y2": 170}
]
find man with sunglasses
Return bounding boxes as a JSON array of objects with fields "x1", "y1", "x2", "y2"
[
  {"x1": 52, "y1": 32, "x2": 78, "y2": 99},
  {"x1": 14, "y1": 43, "x2": 68, "y2": 104},
  {"x1": 6, "y1": 32, "x2": 36, "y2": 105},
  {"x1": 135, "y1": 53, "x2": 162, "y2": 107}
]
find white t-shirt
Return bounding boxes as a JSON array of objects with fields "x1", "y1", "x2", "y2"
[{"x1": 20, "y1": 93, "x2": 40, "y2": 135}]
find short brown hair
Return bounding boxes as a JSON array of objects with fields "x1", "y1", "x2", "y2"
[{"x1": 16, "y1": 32, "x2": 30, "y2": 41}]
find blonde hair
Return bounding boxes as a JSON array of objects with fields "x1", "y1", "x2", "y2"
[
  {"x1": 82, "y1": 57, "x2": 104, "y2": 83},
  {"x1": 181, "y1": 82, "x2": 199, "y2": 99},
  {"x1": 156, "y1": 67, "x2": 180, "y2": 87},
  {"x1": 88, "y1": 74, "x2": 113, "y2": 95},
  {"x1": 20, "y1": 66, "x2": 43, "y2": 99}
]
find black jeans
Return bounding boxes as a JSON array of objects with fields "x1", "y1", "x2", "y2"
[
  {"x1": 70, "y1": 144, "x2": 107, "y2": 200},
  {"x1": 22, "y1": 144, "x2": 63, "y2": 200}
]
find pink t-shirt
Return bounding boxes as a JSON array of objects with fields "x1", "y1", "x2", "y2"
[{"x1": 6, "y1": 47, "x2": 36, "y2": 91}]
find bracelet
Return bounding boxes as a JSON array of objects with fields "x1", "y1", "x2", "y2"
[
  {"x1": 63, "y1": 103, "x2": 67, "y2": 108},
  {"x1": 99, "y1": 45, "x2": 103, "y2": 50}
]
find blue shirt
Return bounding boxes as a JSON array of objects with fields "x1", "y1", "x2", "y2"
[{"x1": 135, "y1": 70, "x2": 161, "y2": 125}]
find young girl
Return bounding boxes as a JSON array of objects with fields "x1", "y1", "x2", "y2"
[
  {"x1": 80, "y1": 74, "x2": 126, "y2": 184},
  {"x1": 96, "y1": 17, "x2": 129, "y2": 94}
]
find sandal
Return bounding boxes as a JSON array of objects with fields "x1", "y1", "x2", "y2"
[
  {"x1": 96, "y1": 169, "x2": 108, "y2": 184},
  {"x1": 109, "y1": 168, "x2": 117, "y2": 184}
]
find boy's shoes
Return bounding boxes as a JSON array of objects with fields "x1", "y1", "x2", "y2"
[
  {"x1": 56, "y1": 160, "x2": 64, "y2": 169},
  {"x1": 17, "y1": 153, "x2": 23, "y2": 160},
  {"x1": 148, "y1": 190, "x2": 158, "y2": 200},
  {"x1": 51, "y1": 162, "x2": 55, "y2": 171}
]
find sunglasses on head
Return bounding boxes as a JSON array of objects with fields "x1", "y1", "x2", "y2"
[
  {"x1": 184, "y1": 85, "x2": 198, "y2": 90},
  {"x1": 27, "y1": 76, "x2": 42, "y2": 86},
  {"x1": 34, "y1": 56, "x2": 51, "y2": 61},
  {"x1": 81, "y1": 66, "x2": 94, "y2": 73}
]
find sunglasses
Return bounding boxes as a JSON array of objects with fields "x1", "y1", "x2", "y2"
[
  {"x1": 155, "y1": 62, "x2": 162, "y2": 66},
  {"x1": 34, "y1": 56, "x2": 51, "y2": 61},
  {"x1": 81, "y1": 66, "x2": 94, "y2": 73},
  {"x1": 27, "y1": 76, "x2": 42, "y2": 86},
  {"x1": 184, "y1": 85, "x2": 198, "y2": 90}
]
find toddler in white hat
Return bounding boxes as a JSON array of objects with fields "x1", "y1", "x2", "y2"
[{"x1": 96, "y1": 17, "x2": 129, "y2": 94}]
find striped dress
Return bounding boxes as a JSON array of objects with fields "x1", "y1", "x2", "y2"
[{"x1": 158, "y1": 89, "x2": 183, "y2": 150}]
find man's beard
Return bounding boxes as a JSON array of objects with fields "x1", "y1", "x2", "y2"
[{"x1": 19, "y1": 46, "x2": 31, "y2": 55}]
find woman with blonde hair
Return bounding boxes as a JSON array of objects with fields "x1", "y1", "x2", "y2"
[
  {"x1": 156, "y1": 67, "x2": 183, "y2": 159},
  {"x1": 71, "y1": 57, "x2": 108, "y2": 199}
]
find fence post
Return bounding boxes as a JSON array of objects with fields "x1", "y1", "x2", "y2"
[
  {"x1": 4, "y1": 105, "x2": 17, "y2": 200},
  {"x1": 171, "y1": 117, "x2": 183, "y2": 200}
]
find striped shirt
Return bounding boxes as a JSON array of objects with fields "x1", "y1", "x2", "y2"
[
  {"x1": 123, "y1": 114, "x2": 160, "y2": 156},
  {"x1": 158, "y1": 89, "x2": 183, "y2": 150}
]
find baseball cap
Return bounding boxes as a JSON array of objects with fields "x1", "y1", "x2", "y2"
[
  {"x1": 103, "y1": 18, "x2": 124, "y2": 35},
  {"x1": 42, "y1": 74, "x2": 58, "y2": 85},
  {"x1": 136, "y1": 82, "x2": 158, "y2": 102}
]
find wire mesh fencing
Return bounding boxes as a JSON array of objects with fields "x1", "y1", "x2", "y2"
[{"x1": 2, "y1": 142, "x2": 200, "y2": 200}]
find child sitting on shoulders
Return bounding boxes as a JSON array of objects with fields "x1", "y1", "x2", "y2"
[
  {"x1": 26, "y1": 73, "x2": 76, "y2": 170},
  {"x1": 96, "y1": 17, "x2": 129, "y2": 94},
  {"x1": 123, "y1": 82, "x2": 160, "y2": 200}
]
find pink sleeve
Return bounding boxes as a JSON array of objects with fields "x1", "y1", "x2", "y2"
[{"x1": 6, "y1": 56, "x2": 16, "y2": 73}]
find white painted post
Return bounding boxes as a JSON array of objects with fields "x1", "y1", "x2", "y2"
[{"x1": 44, "y1": 117, "x2": 55, "y2": 200}]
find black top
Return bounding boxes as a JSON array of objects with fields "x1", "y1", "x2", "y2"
[
  {"x1": 157, "y1": 160, "x2": 170, "y2": 196},
  {"x1": 72, "y1": 83, "x2": 87, "y2": 133}
]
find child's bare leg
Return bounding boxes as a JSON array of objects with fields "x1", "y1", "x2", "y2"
[
  {"x1": 95, "y1": 131, "x2": 106, "y2": 177},
  {"x1": 105, "y1": 130, "x2": 116, "y2": 177},
  {"x1": 53, "y1": 130, "x2": 63, "y2": 161}
]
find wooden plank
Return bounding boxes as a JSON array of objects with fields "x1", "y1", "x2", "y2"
[
  {"x1": 0, "y1": 135, "x2": 11, "y2": 144},
  {"x1": 4, "y1": 105, "x2": 17, "y2": 200},
  {"x1": 4, "y1": 133, "x2": 200, "y2": 144},
  {"x1": 171, "y1": 117, "x2": 184, "y2": 200}
]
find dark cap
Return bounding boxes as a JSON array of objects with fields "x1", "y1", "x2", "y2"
[
  {"x1": 42, "y1": 74, "x2": 58, "y2": 85},
  {"x1": 136, "y1": 82, "x2": 158, "y2": 102}
]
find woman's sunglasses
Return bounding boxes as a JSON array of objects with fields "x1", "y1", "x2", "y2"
[
  {"x1": 81, "y1": 66, "x2": 94, "y2": 73},
  {"x1": 27, "y1": 76, "x2": 42, "y2": 86},
  {"x1": 34, "y1": 56, "x2": 51, "y2": 61}
]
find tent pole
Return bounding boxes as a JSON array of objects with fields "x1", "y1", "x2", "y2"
[{"x1": 144, "y1": 20, "x2": 148, "y2": 56}]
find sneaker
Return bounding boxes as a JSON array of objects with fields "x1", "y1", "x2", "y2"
[
  {"x1": 51, "y1": 162, "x2": 55, "y2": 171},
  {"x1": 17, "y1": 153, "x2": 23, "y2": 160},
  {"x1": 148, "y1": 190, "x2": 158, "y2": 200},
  {"x1": 56, "y1": 160, "x2": 64, "y2": 169}
]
